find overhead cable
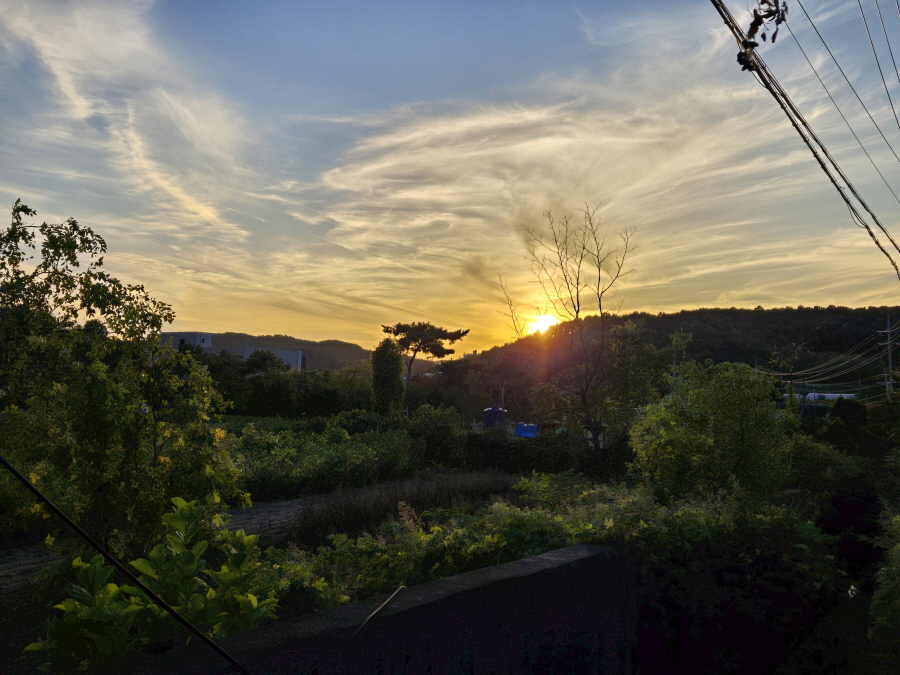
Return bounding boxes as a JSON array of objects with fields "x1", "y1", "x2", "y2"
[
  {"x1": 763, "y1": 317, "x2": 899, "y2": 377},
  {"x1": 795, "y1": 0, "x2": 900, "y2": 166},
  {"x1": 786, "y1": 19, "x2": 900, "y2": 208},
  {"x1": 857, "y1": 0, "x2": 900, "y2": 135},
  {"x1": 709, "y1": 0, "x2": 900, "y2": 280},
  {"x1": 874, "y1": 0, "x2": 900, "y2": 129},
  {"x1": 794, "y1": 350, "x2": 886, "y2": 382}
]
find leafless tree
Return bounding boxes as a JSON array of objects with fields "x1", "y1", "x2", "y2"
[
  {"x1": 525, "y1": 203, "x2": 639, "y2": 472},
  {"x1": 495, "y1": 272, "x2": 527, "y2": 341}
]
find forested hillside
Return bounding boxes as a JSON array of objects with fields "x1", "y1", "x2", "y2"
[
  {"x1": 626, "y1": 305, "x2": 900, "y2": 368},
  {"x1": 436, "y1": 305, "x2": 900, "y2": 423},
  {"x1": 213, "y1": 332, "x2": 370, "y2": 371}
]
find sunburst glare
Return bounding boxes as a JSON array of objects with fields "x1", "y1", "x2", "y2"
[{"x1": 527, "y1": 314, "x2": 558, "y2": 334}]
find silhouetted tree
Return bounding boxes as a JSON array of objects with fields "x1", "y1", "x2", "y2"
[
  {"x1": 246, "y1": 349, "x2": 290, "y2": 373},
  {"x1": 525, "y1": 202, "x2": 638, "y2": 472},
  {"x1": 371, "y1": 338, "x2": 405, "y2": 415},
  {"x1": 382, "y1": 321, "x2": 469, "y2": 384}
]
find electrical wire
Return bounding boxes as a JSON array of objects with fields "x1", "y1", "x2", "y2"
[
  {"x1": 788, "y1": 350, "x2": 880, "y2": 379},
  {"x1": 867, "y1": 283, "x2": 900, "y2": 304},
  {"x1": 764, "y1": 319, "x2": 896, "y2": 377},
  {"x1": 793, "y1": 350, "x2": 886, "y2": 382},
  {"x1": 857, "y1": 0, "x2": 900, "y2": 135},
  {"x1": 874, "y1": 0, "x2": 900, "y2": 130},
  {"x1": 785, "y1": 19, "x2": 900, "y2": 208},
  {"x1": 795, "y1": 0, "x2": 900, "y2": 166},
  {"x1": 760, "y1": 43, "x2": 900, "y2": 270},
  {"x1": 709, "y1": 0, "x2": 900, "y2": 278}
]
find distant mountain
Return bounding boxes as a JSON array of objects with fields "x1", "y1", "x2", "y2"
[{"x1": 211, "y1": 333, "x2": 370, "y2": 371}]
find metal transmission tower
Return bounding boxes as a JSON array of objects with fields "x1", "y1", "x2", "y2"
[{"x1": 707, "y1": 0, "x2": 900, "y2": 281}]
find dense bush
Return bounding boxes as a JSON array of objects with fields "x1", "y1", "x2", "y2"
[
  {"x1": 329, "y1": 409, "x2": 407, "y2": 436},
  {"x1": 23, "y1": 471, "x2": 854, "y2": 673},
  {"x1": 224, "y1": 423, "x2": 417, "y2": 501},
  {"x1": 25, "y1": 496, "x2": 280, "y2": 674},
  {"x1": 465, "y1": 427, "x2": 595, "y2": 474},
  {"x1": 871, "y1": 512, "x2": 900, "y2": 639},
  {"x1": 285, "y1": 472, "x2": 843, "y2": 674},
  {"x1": 630, "y1": 361, "x2": 792, "y2": 497},
  {"x1": 0, "y1": 336, "x2": 241, "y2": 558},
  {"x1": 407, "y1": 404, "x2": 466, "y2": 466}
]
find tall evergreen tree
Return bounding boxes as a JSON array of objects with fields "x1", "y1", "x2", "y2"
[{"x1": 371, "y1": 337, "x2": 405, "y2": 415}]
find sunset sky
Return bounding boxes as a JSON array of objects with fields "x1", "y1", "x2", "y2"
[{"x1": 3, "y1": 0, "x2": 900, "y2": 352}]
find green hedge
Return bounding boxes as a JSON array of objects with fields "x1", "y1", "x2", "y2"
[{"x1": 225, "y1": 424, "x2": 416, "y2": 502}]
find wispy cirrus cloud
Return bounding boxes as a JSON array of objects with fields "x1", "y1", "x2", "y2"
[
  {"x1": 1, "y1": 0, "x2": 898, "y2": 350},
  {"x1": 0, "y1": 0, "x2": 251, "y2": 243}
]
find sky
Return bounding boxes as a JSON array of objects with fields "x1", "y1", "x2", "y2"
[{"x1": 3, "y1": 0, "x2": 900, "y2": 352}]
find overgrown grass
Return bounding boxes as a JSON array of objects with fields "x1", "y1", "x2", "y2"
[
  {"x1": 263, "y1": 474, "x2": 843, "y2": 639},
  {"x1": 272, "y1": 471, "x2": 521, "y2": 548},
  {"x1": 224, "y1": 424, "x2": 417, "y2": 501}
]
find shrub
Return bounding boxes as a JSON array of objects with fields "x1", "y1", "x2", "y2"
[
  {"x1": 291, "y1": 472, "x2": 842, "y2": 658},
  {"x1": 465, "y1": 427, "x2": 593, "y2": 474},
  {"x1": 0, "y1": 337, "x2": 242, "y2": 558},
  {"x1": 329, "y1": 409, "x2": 407, "y2": 436},
  {"x1": 630, "y1": 361, "x2": 791, "y2": 497},
  {"x1": 225, "y1": 424, "x2": 417, "y2": 501},
  {"x1": 408, "y1": 404, "x2": 466, "y2": 467},
  {"x1": 24, "y1": 496, "x2": 278, "y2": 673},
  {"x1": 871, "y1": 513, "x2": 900, "y2": 640}
]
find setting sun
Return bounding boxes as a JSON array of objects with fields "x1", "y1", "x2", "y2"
[{"x1": 527, "y1": 314, "x2": 559, "y2": 334}]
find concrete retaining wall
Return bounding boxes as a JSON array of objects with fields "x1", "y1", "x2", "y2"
[{"x1": 126, "y1": 544, "x2": 638, "y2": 675}]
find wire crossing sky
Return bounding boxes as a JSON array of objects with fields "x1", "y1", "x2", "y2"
[{"x1": 2, "y1": 0, "x2": 900, "y2": 351}]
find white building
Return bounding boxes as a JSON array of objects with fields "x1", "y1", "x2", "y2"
[{"x1": 161, "y1": 332, "x2": 304, "y2": 370}]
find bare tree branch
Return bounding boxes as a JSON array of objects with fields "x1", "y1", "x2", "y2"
[{"x1": 494, "y1": 272, "x2": 527, "y2": 340}]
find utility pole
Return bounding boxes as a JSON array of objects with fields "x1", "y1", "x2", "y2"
[{"x1": 879, "y1": 315, "x2": 894, "y2": 393}]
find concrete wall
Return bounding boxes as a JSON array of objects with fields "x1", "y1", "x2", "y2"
[{"x1": 126, "y1": 544, "x2": 638, "y2": 675}]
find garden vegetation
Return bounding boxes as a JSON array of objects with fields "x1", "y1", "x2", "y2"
[{"x1": 1, "y1": 200, "x2": 899, "y2": 673}]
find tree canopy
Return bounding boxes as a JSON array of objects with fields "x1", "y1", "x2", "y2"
[
  {"x1": 382, "y1": 321, "x2": 469, "y2": 383},
  {"x1": 371, "y1": 338, "x2": 405, "y2": 415},
  {"x1": 0, "y1": 200, "x2": 240, "y2": 557},
  {"x1": 630, "y1": 361, "x2": 791, "y2": 497}
]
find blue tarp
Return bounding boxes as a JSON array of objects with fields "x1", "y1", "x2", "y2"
[{"x1": 515, "y1": 423, "x2": 538, "y2": 438}]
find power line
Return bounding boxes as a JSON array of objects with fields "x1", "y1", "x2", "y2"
[
  {"x1": 874, "y1": 0, "x2": 900, "y2": 131},
  {"x1": 867, "y1": 283, "x2": 900, "y2": 303},
  {"x1": 768, "y1": 344, "x2": 879, "y2": 378},
  {"x1": 857, "y1": 0, "x2": 900, "y2": 135},
  {"x1": 762, "y1": 316, "x2": 900, "y2": 378},
  {"x1": 709, "y1": 0, "x2": 900, "y2": 280},
  {"x1": 795, "y1": 0, "x2": 900, "y2": 167},
  {"x1": 795, "y1": 350, "x2": 885, "y2": 382},
  {"x1": 786, "y1": 19, "x2": 900, "y2": 208}
]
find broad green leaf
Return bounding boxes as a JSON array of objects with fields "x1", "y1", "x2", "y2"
[
  {"x1": 129, "y1": 558, "x2": 158, "y2": 580},
  {"x1": 22, "y1": 640, "x2": 51, "y2": 653}
]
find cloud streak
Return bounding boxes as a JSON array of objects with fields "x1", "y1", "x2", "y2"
[{"x1": 1, "y1": 0, "x2": 898, "y2": 351}]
